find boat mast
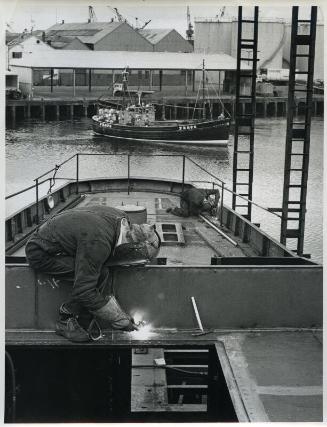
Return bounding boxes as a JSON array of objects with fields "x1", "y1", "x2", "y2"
[
  {"x1": 122, "y1": 67, "x2": 129, "y2": 109},
  {"x1": 202, "y1": 59, "x2": 206, "y2": 119}
]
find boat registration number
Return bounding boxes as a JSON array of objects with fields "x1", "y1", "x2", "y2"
[{"x1": 179, "y1": 125, "x2": 197, "y2": 131}]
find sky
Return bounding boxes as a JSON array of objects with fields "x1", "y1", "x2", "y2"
[{"x1": 1, "y1": 0, "x2": 325, "y2": 37}]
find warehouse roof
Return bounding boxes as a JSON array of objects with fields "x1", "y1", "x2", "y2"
[
  {"x1": 138, "y1": 28, "x2": 173, "y2": 44},
  {"x1": 46, "y1": 21, "x2": 126, "y2": 45},
  {"x1": 9, "y1": 50, "x2": 246, "y2": 70}
]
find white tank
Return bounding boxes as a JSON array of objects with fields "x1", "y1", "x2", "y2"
[
  {"x1": 194, "y1": 19, "x2": 233, "y2": 54},
  {"x1": 231, "y1": 19, "x2": 285, "y2": 69}
]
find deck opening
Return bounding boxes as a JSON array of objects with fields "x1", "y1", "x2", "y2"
[
  {"x1": 6, "y1": 345, "x2": 238, "y2": 423},
  {"x1": 155, "y1": 222, "x2": 185, "y2": 246}
]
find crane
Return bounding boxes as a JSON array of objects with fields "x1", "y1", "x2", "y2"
[
  {"x1": 88, "y1": 6, "x2": 97, "y2": 22},
  {"x1": 107, "y1": 5, "x2": 151, "y2": 29},
  {"x1": 186, "y1": 6, "x2": 194, "y2": 42},
  {"x1": 107, "y1": 5, "x2": 126, "y2": 23},
  {"x1": 216, "y1": 6, "x2": 226, "y2": 21}
]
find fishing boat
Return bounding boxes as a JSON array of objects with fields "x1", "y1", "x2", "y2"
[
  {"x1": 5, "y1": 153, "x2": 322, "y2": 423},
  {"x1": 92, "y1": 65, "x2": 231, "y2": 147}
]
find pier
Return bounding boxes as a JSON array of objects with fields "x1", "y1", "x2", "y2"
[{"x1": 6, "y1": 94, "x2": 324, "y2": 121}]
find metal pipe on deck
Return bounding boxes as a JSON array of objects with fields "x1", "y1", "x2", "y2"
[{"x1": 199, "y1": 214, "x2": 238, "y2": 247}]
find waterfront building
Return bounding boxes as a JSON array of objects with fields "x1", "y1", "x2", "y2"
[{"x1": 9, "y1": 49, "x2": 248, "y2": 98}]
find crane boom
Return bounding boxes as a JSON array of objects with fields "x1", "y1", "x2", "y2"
[{"x1": 186, "y1": 6, "x2": 194, "y2": 41}]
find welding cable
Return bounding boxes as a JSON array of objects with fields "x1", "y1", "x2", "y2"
[
  {"x1": 5, "y1": 351, "x2": 16, "y2": 423},
  {"x1": 165, "y1": 366, "x2": 208, "y2": 377},
  {"x1": 133, "y1": 365, "x2": 207, "y2": 377}
]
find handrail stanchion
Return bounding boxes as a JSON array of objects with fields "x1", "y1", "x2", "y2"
[
  {"x1": 35, "y1": 178, "x2": 39, "y2": 225},
  {"x1": 220, "y1": 182, "x2": 225, "y2": 226},
  {"x1": 76, "y1": 153, "x2": 79, "y2": 194},
  {"x1": 182, "y1": 155, "x2": 185, "y2": 192},
  {"x1": 127, "y1": 154, "x2": 130, "y2": 195}
]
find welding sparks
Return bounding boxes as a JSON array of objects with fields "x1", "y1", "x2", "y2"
[{"x1": 129, "y1": 322, "x2": 156, "y2": 340}]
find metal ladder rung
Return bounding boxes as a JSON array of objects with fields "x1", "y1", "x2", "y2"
[
  {"x1": 288, "y1": 200, "x2": 304, "y2": 204},
  {"x1": 297, "y1": 19, "x2": 312, "y2": 23},
  {"x1": 295, "y1": 34, "x2": 312, "y2": 45},
  {"x1": 236, "y1": 150, "x2": 252, "y2": 154},
  {"x1": 240, "y1": 57, "x2": 258, "y2": 62},
  {"x1": 235, "y1": 204, "x2": 249, "y2": 208},
  {"x1": 291, "y1": 152, "x2": 308, "y2": 156},
  {"x1": 238, "y1": 132, "x2": 253, "y2": 136},
  {"x1": 289, "y1": 168, "x2": 305, "y2": 171},
  {"x1": 285, "y1": 229, "x2": 300, "y2": 238},
  {"x1": 238, "y1": 95, "x2": 253, "y2": 99},
  {"x1": 295, "y1": 71, "x2": 310, "y2": 75},
  {"x1": 241, "y1": 19, "x2": 255, "y2": 23},
  {"x1": 295, "y1": 54, "x2": 311, "y2": 57},
  {"x1": 238, "y1": 193, "x2": 250, "y2": 196},
  {"x1": 287, "y1": 184, "x2": 303, "y2": 188},
  {"x1": 241, "y1": 38, "x2": 255, "y2": 42},
  {"x1": 236, "y1": 168, "x2": 250, "y2": 172},
  {"x1": 235, "y1": 182, "x2": 249, "y2": 186}
]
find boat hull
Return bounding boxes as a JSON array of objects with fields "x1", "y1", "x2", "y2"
[{"x1": 92, "y1": 118, "x2": 230, "y2": 146}]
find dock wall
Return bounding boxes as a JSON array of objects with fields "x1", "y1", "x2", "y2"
[{"x1": 6, "y1": 95, "x2": 324, "y2": 122}]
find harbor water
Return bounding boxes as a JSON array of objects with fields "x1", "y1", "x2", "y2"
[{"x1": 6, "y1": 116, "x2": 323, "y2": 263}]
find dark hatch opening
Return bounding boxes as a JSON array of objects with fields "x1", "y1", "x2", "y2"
[{"x1": 5, "y1": 345, "x2": 238, "y2": 423}]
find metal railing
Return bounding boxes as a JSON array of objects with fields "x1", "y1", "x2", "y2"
[{"x1": 6, "y1": 152, "x2": 282, "y2": 225}]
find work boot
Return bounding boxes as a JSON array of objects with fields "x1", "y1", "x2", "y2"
[{"x1": 55, "y1": 317, "x2": 91, "y2": 342}]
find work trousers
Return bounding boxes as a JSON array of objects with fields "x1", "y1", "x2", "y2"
[{"x1": 25, "y1": 241, "x2": 110, "y2": 316}]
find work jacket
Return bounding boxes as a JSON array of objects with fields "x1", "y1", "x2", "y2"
[
  {"x1": 28, "y1": 206, "x2": 126, "y2": 311},
  {"x1": 181, "y1": 188, "x2": 219, "y2": 212}
]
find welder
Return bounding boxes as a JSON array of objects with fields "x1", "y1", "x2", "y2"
[
  {"x1": 25, "y1": 206, "x2": 161, "y2": 342},
  {"x1": 166, "y1": 187, "x2": 220, "y2": 217}
]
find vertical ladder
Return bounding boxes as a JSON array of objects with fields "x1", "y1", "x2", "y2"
[
  {"x1": 232, "y1": 6, "x2": 259, "y2": 220},
  {"x1": 280, "y1": 6, "x2": 317, "y2": 255}
]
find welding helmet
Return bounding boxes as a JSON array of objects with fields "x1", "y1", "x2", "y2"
[{"x1": 110, "y1": 227, "x2": 161, "y2": 265}]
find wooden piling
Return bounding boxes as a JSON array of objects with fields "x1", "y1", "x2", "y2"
[
  {"x1": 161, "y1": 103, "x2": 165, "y2": 120},
  {"x1": 263, "y1": 101, "x2": 267, "y2": 118},
  {"x1": 70, "y1": 105, "x2": 74, "y2": 119},
  {"x1": 11, "y1": 106, "x2": 16, "y2": 121},
  {"x1": 174, "y1": 104, "x2": 177, "y2": 120},
  {"x1": 56, "y1": 105, "x2": 60, "y2": 120},
  {"x1": 41, "y1": 104, "x2": 45, "y2": 121}
]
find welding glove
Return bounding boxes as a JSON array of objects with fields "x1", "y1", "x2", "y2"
[{"x1": 91, "y1": 295, "x2": 138, "y2": 331}]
